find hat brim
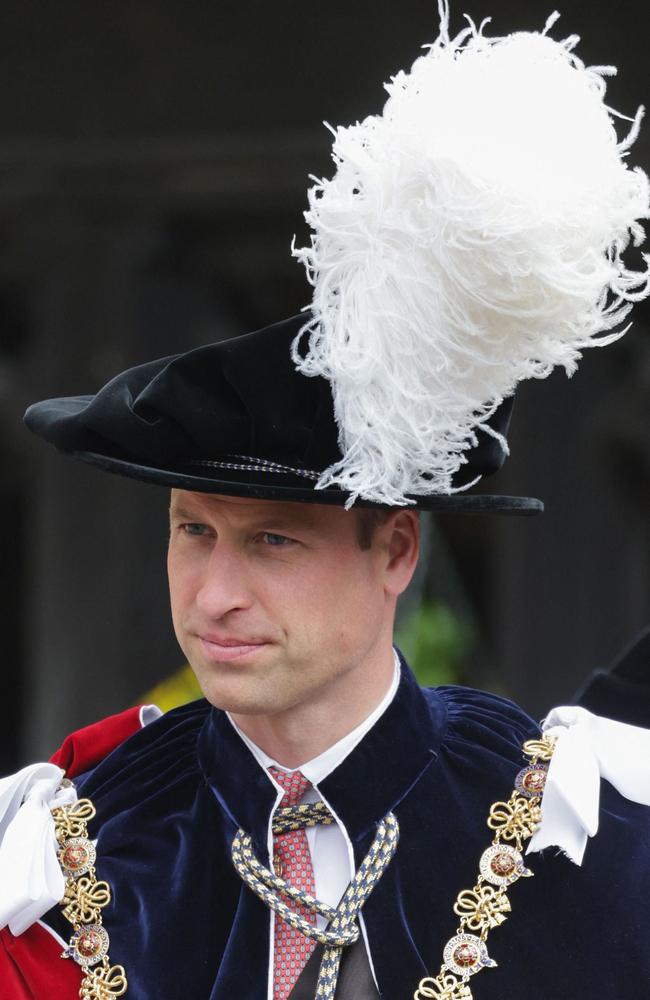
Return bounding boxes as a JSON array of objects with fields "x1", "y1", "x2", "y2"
[{"x1": 68, "y1": 448, "x2": 543, "y2": 515}]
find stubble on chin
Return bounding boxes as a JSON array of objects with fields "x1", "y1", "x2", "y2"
[{"x1": 189, "y1": 649, "x2": 297, "y2": 716}]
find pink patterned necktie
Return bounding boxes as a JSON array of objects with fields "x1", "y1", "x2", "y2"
[{"x1": 269, "y1": 766, "x2": 317, "y2": 1000}]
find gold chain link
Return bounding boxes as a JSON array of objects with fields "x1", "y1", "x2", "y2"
[{"x1": 413, "y1": 738, "x2": 555, "y2": 1000}]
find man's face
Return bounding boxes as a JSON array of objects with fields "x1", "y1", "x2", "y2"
[{"x1": 168, "y1": 490, "x2": 416, "y2": 717}]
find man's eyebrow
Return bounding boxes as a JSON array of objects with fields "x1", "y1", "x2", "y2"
[
  {"x1": 169, "y1": 505, "x2": 203, "y2": 521},
  {"x1": 168, "y1": 505, "x2": 314, "y2": 531},
  {"x1": 249, "y1": 517, "x2": 312, "y2": 532},
  {"x1": 222, "y1": 513, "x2": 316, "y2": 533}
]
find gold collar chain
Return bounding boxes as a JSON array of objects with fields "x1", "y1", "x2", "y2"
[
  {"x1": 51, "y1": 788, "x2": 127, "y2": 1000},
  {"x1": 414, "y1": 734, "x2": 556, "y2": 999}
]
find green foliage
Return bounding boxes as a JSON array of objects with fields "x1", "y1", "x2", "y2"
[{"x1": 394, "y1": 601, "x2": 474, "y2": 688}]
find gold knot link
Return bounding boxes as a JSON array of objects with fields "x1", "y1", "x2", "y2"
[
  {"x1": 487, "y1": 794, "x2": 541, "y2": 844},
  {"x1": 453, "y1": 885, "x2": 511, "y2": 931},
  {"x1": 414, "y1": 973, "x2": 473, "y2": 999},
  {"x1": 80, "y1": 964, "x2": 127, "y2": 999},
  {"x1": 52, "y1": 799, "x2": 97, "y2": 840},
  {"x1": 62, "y1": 877, "x2": 111, "y2": 925},
  {"x1": 522, "y1": 736, "x2": 556, "y2": 762}
]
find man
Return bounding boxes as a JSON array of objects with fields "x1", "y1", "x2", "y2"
[{"x1": 2, "y1": 10, "x2": 650, "y2": 1000}]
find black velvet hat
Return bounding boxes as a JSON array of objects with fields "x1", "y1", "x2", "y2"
[{"x1": 24, "y1": 314, "x2": 541, "y2": 514}]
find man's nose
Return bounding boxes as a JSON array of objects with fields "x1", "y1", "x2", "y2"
[{"x1": 194, "y1": 544, "x2": 254, "y2": 618}]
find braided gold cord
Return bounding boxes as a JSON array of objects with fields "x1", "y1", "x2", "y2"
[
  {"x1": 414, "y1": 735, "x2": 556, "y2": 1000},
  {"x1": 272, "y1": 801, "x2": 335, "y2": 834},
  {"x1": 232, "y1": 804, "x2": 399, "y2": 999}
]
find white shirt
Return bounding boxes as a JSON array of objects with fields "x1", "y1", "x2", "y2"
[{"x1": 227, "y1": 651, "x2": 401, "y2": 997}]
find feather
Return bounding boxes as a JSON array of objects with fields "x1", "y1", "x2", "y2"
[{"x1": 292, "y1": 2, "x2": 650, "y2": 507}]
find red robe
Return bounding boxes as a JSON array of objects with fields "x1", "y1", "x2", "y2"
[{"x1": 0, "y1": 707, "x2": 145, "y2": 999}]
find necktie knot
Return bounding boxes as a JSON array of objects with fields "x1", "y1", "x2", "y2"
[{"x1": 269, "y1": 766, "x2": 311, "y2": 806}]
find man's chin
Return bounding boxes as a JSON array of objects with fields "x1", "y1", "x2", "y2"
[
  {"x1": 191, "y1": 662, "x2": 291, "y2": 715},
  {"x1": 198, "y1": 684, "x2": 291, "y2": 716}
]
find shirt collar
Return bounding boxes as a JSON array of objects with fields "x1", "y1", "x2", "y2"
[
  {"x1": 197, "y1": 651, "x2": 446, "y2": 852},
  {"x1": 226, "y1": 650, "x2": 401, "y2": 786}
]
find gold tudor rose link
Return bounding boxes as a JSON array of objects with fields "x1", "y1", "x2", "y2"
[
  {"x1": 413, "y1": 735, "x2": 556, "y2": 1000},
  {"x1": 52, "y1": 795, "x2": 128, "y2": 1000}
]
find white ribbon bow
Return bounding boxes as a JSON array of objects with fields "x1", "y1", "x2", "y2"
[
  {"x1": 0, "y1": 706, "x2": 161, "y2": 937},
  {"x1": 527, "y1": 706, "x2": 650, "y2": 864},
  {"x1": 0, "y1": 763, "x2": 77, "y2": 935}
]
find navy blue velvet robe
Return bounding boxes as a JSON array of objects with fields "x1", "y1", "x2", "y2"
[{"x1": 42, "y1": 659, "x2": 650, "y2": 998}]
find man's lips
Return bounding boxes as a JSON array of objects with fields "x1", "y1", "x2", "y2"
[{"x1": 197, "y1": 634, "x2": 270, "y2": 662}]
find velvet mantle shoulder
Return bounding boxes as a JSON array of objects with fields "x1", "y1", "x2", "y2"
[
  {"x1": 72, "y1": 696, "x2": 213, "y2": 809},
  {"x1": 70, "y1": 681, "x2": 537, "y2": 815}
]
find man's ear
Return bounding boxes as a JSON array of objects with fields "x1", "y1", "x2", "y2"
[{"x1": 383, "y1": 511, "x2": 420, "y2": 597}]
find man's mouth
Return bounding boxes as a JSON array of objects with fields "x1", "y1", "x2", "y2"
[{"x1": 197, "y1": 635, "x2": 269, "y2": 662}]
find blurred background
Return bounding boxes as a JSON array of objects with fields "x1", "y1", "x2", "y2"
[{"x1": 1, "y1": 0, "x2": 649, "y2": 769}]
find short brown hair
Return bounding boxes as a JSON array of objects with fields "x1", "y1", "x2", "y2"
[{"x1": 355, "y1": 508, "x2": 393, "y2": 550}]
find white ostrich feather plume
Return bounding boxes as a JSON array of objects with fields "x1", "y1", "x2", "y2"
[{"x1": 292, "y1": 3, "x2": 650, "y2": 507}]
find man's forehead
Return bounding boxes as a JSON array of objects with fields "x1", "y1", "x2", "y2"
[{"x1": 169, "y1": 489, "x2": 353, "y2": 526}]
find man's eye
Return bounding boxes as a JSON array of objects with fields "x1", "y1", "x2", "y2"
[
  {"x1": 182, "y1": 523, "x2": 209, "y2": 536},
  {"x1": 261, "y1": 532, "x2": 292, "y2": 546}
]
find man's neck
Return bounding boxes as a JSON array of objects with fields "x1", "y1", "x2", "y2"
[{"x1": 229, "y1": 644, "x2": 398, "y2": 769}]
